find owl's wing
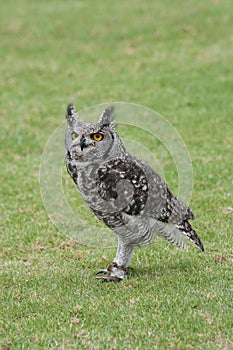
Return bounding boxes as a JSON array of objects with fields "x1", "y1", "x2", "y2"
[
  {"x1": 96, "y1": 156, "x2": 204, "y2": 251},
  {"x1": 96, "y1": 157, "x2": 149, "y2": 216},
  {"x1": 134, "y1": 157, "x2": 205, "y2": 251}
]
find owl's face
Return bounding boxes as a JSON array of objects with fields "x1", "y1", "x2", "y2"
[{"x1": 65, "y1": 105, "x2": 121, "y2": 164}]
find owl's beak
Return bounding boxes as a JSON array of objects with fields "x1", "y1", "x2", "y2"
[{"x1": 80, "y1": 135, "x2": 87, "y2": 151}]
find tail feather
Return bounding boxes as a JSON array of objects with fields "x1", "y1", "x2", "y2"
[
  {"x1": 154, "y1": 221, "x2": 188, "y2": 251},
  {"x1": 153, "y1": 220, "x2": 205, "y2": 252},
  {"x1": 176, "y1": 221, "x2": 205, "y2": 252}
]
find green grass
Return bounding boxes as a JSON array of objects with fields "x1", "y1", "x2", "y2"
[{"x1": 0, "y1": 0, "x2": 232, "y2": 349}]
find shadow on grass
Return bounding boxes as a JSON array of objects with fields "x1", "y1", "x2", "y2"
[{"x1": 129, "y1": 255, "x2": 204, "y2": 280}]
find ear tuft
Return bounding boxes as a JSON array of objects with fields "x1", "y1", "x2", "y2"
[
  {"x1": 66, "y1": 103, "x2": 78, "y2": 126},
  {"x1": 99, "y1": 106, "x2": 115, "y2": 126}
]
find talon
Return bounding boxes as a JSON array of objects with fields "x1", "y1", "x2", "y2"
[
  {"x1": 96, "y1": 269, "x2": 108, "y2": 275},
  {"x1": 95, "y1": 263, "x2": 127, "y2": 282},
  {"x1": 96, "y1": 275, "x2": 122, "y2": 282}
]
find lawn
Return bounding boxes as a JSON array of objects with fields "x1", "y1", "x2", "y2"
[{"x1": 0, "y1": 0, "x2": 232, "y2": 349}]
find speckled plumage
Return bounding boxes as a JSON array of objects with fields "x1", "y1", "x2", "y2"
[{"x1": 65, "y1": 104, "x2": 204, "y2": 281}]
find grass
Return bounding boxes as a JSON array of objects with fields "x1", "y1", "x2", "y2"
[{"x1": 0, "y1": 0, "x2": 232, "y2": 348}]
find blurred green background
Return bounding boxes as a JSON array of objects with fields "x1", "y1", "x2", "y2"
[{"x1": 0, "y1": 1, "x2": 232, "y2": 349}]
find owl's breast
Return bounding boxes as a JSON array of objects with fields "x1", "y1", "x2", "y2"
[
  {"x1": 75, "y1": 165, "x2": 99, "y2": 199},
  {"x1": 67, "y1": 156, "x2": 151, "y2": 234}
]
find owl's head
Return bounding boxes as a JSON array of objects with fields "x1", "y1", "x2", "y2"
[{"x1": 65, "y1": 104, "x2": 124, "y2": 164}]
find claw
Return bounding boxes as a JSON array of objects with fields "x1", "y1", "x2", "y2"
[
  {"x1": 96, "y1": 275, "x2": 122, "y2": 282},
  {"x1": 95, "y1": 263, "x2": 127, "y2": 282},
  {"x1": 96, "y1": 269, "x2": 108, "y2": 275}
]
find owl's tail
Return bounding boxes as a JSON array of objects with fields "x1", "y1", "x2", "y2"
[
  {"x1": 176, "y1": 221, "x2": 205, "y2": 252},
  {"x1": 154, "y1": 220, "x2": 205, "y2": 252}
]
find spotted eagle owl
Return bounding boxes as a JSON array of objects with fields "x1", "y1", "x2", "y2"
[{"x1": 65, "y1": 104, "x2": 204, "y2": 281}]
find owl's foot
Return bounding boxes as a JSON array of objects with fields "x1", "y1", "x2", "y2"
[{"x1": 96, "y1": 262, "x2": 127, "y2": 282}]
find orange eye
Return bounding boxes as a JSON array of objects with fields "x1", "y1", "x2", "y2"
[
  {"x1": 71, "y1": 132, "x2": 78, "y2": 140},
  {"x1": 92, "y1": 133, "x2": 104, "y2": 141}
]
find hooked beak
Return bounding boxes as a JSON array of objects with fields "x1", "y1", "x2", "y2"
[{"x1": 80, "y1": 135, "x2": 87, "y2": 151}]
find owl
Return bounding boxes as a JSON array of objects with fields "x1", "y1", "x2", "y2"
[{"x1": 65, "y1": 104, "x2": 204, "y2": 281}]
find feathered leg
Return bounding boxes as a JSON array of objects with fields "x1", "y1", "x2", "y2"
[{"x1": 96, "y1": 238, "x2": 134, "y2": 282}]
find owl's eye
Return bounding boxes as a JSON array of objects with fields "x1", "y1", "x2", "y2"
[
  {"x1": 91, "y1": 133, "x2": 104, "y2": 141},
  {"x1": 71, "y1": 132, "x2": 78, "y2": 140}
]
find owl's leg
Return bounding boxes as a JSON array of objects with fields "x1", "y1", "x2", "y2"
[
  {"x1": 113, "y1": 238, "x2": 134, "y2": 269},
  {"x1": 96, "y1": 238, "x2": 133, "y2": 282}
]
